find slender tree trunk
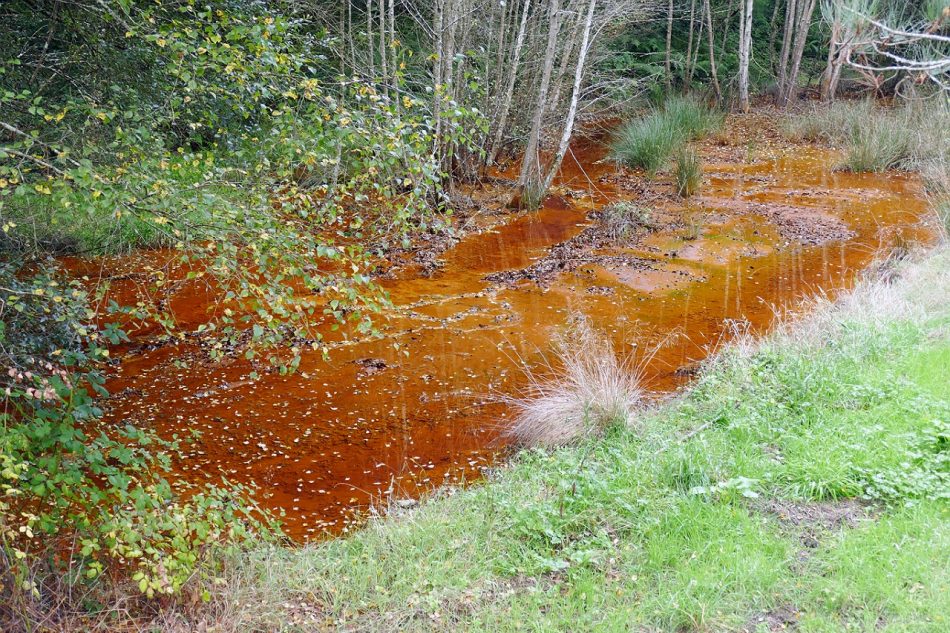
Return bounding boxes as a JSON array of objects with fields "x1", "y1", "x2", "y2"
[
  {"x1": 704, "y1": 0, "x2": 722, "y2": 103},
  {"x1": 776, "y1": 0, "x2": 796, "y2": 96},
  {"x1": 549, "y1": 6, "x2": 582, "y2": 116},
  {"x1": 518, "y1": 0, "x2": 562, "y2": 204},
  {"x1": 720, "y1": 0, "x2": 736, "y2": 53},
  {"x1": 768, "y1": 0, "x2": 783, "y2": 71},
  {"x1": 388, "y1": 0, "x2": 396, "y2": 86},
  {"x1": 490, "y1": 0, "x2": 533, "y2": 164},
  {"x1": 738, "y1": 0, "x2": 754, "y2": 112},
  {"x1": 685, "y1": 0, "x2": 697, "y2": 89},
  {"x1": 347, "y1": 0, "x2": 356, "y2": 74},
  {"x1": 367, "y1": 0, "x2": 376, "y2": 78},
  {"x1": 665, "y1": 0, "x2": 674, "y2": 90},
  {"x1": 433, "y1": 0, "x2": 444, "y2": 165},
  {"x1": 779, "y1": 0, "x2": 817, "y2": 106},
  {"x1": 379, "y1": 0, "x2": 389, "y2": 95},
  {"x1": 541, "y1": 0, "x2": 597, "y2": 194}
]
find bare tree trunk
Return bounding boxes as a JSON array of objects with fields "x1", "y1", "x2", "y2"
[
  {"x1": 518, "y1": 0, "x2": 562, "y2": 205},
  {"x1": 367, "y1": 0, "x2": 376, "y2": 78},
  {"x1": 379, "y1": 0, "x2": 389, "y2": 95},
  {"x1": 768, "y1": 0, "x2": 783, "y2": 71},
  {"x1": 779, "y1": 0, "x2": 817, "y2": 106},
  {"x1": 685, "y1": 0, "x2": 697, "y2": 88},
  {"x1": 720, "y1": 0, "x2": 736, "y2": 53},
  {"x1": 490, "y1": 0, "x2": 533, "y2": 164},
  {"x1": 738, "y1": 0, "x2": 754, "y2": 112},
  {"x1": 665, "y1": 0, "x2": 674, "y2": 90},
  {"x1": 433, "y1": 0, "x2": 444, "y2": 165},
  {"x1": 347, "y1": 0, "x2": 356, "y2": 74},
  {"x1": 704, "y1": 0, "x2": 722, "y2": 103},
  {"x1": 541, "y1": 0, "x2": 597, "y2": 194},
  {"x1": 549, "y1": 5, "x2": 582, "y2": 116},
  {"x1": 388, "y1": 0, "x2": 396, "y2": 87},
  {"x1": 777, "y1": 0, "x2": 796, "y2": 94}
]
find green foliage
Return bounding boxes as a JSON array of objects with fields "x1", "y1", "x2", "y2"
[
  {"x1": 0, "y1": 264, "x2": 276, "y2": 603},
  {"x1": 1, "y1": 1, "x2": 481, "y2": 366},
  {"x1": 0, "y1": 0, "x2": 480, "y2": 609}
]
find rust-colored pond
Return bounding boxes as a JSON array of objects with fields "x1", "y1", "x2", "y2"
[{"x1": 81, "y1": 129, "x2": 937, "y2": 539}]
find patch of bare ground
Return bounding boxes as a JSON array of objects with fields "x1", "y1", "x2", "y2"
[
  {"x1": 753, "y1": 498, "x2": 879, "y2": 576},
  {"x1": 755, "y1": 498, "x2": 877, "y2": 531},
  {"x1": 704, "y1": 198, "x2": 855, "y2": 246},
  {"x1": 742, "y1": 604, "x2": 802, "y2": 632},
  {"x1": 484, "y1": 225, "x2": 654, "y2": 288}
]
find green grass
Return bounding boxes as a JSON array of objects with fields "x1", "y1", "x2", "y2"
[
  {"x1": 674, "y1": 148, "x2": 703, "y2": 197},
  {"x1": 611, "y1": 95, "x2": 722, "y2": 174},
  {"x1": 201, "y1": 246, "x2": 950, "y2": 631},
  {"x1": 782, "y1": 99, "x2": 950, "y2": 174}
]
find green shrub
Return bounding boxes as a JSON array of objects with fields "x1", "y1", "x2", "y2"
[{"x1": 0, "y1": 264, "x2": 277, "y2": 605}]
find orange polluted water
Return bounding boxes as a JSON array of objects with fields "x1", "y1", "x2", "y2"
[{"x1": 93, "y1": 134, "x2": 935, "y2": 539}]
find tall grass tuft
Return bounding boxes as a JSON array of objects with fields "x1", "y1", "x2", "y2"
[
  {"x1": 674, "y1": 148, "x2": 703, "y2": 198},
  {"x1": 842, "y1": 117, "x2": 913, "y2": 172},
  {"x1": 610, "y1": 116, "x2": 679, "y2": 174},
  {"x1": 611, "y1": 95, "x2": 722, "y2": 174},
  {"x1": 782, "y1": 99, "x2": 949, "y2": 174},
  {"x1": 664, "y1": 95, "x2": 724, "y2": 140},
  {"x1": 505, "y1": 318, "x2": 642, "y2": 447}
]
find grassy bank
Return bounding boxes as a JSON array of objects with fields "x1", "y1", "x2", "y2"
[{"x1": 188, "y1": 245, "x2": 950, "y2": 632}]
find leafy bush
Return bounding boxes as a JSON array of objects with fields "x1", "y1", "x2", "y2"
[
  {"x1": 0, "y1": 0, "x2": 481, "y2": 615},
  {"x1": 0, "y1": 263, "x2": 275, "y2": 609}
]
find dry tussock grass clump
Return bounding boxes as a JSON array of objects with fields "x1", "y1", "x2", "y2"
[{"x1": 505, "y1": 318, "x2": 642, "y2": 447}]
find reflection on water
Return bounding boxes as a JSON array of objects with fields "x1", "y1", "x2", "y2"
[{"x1": 86, "y1": 137, "x2": 936, "y2": 539}]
